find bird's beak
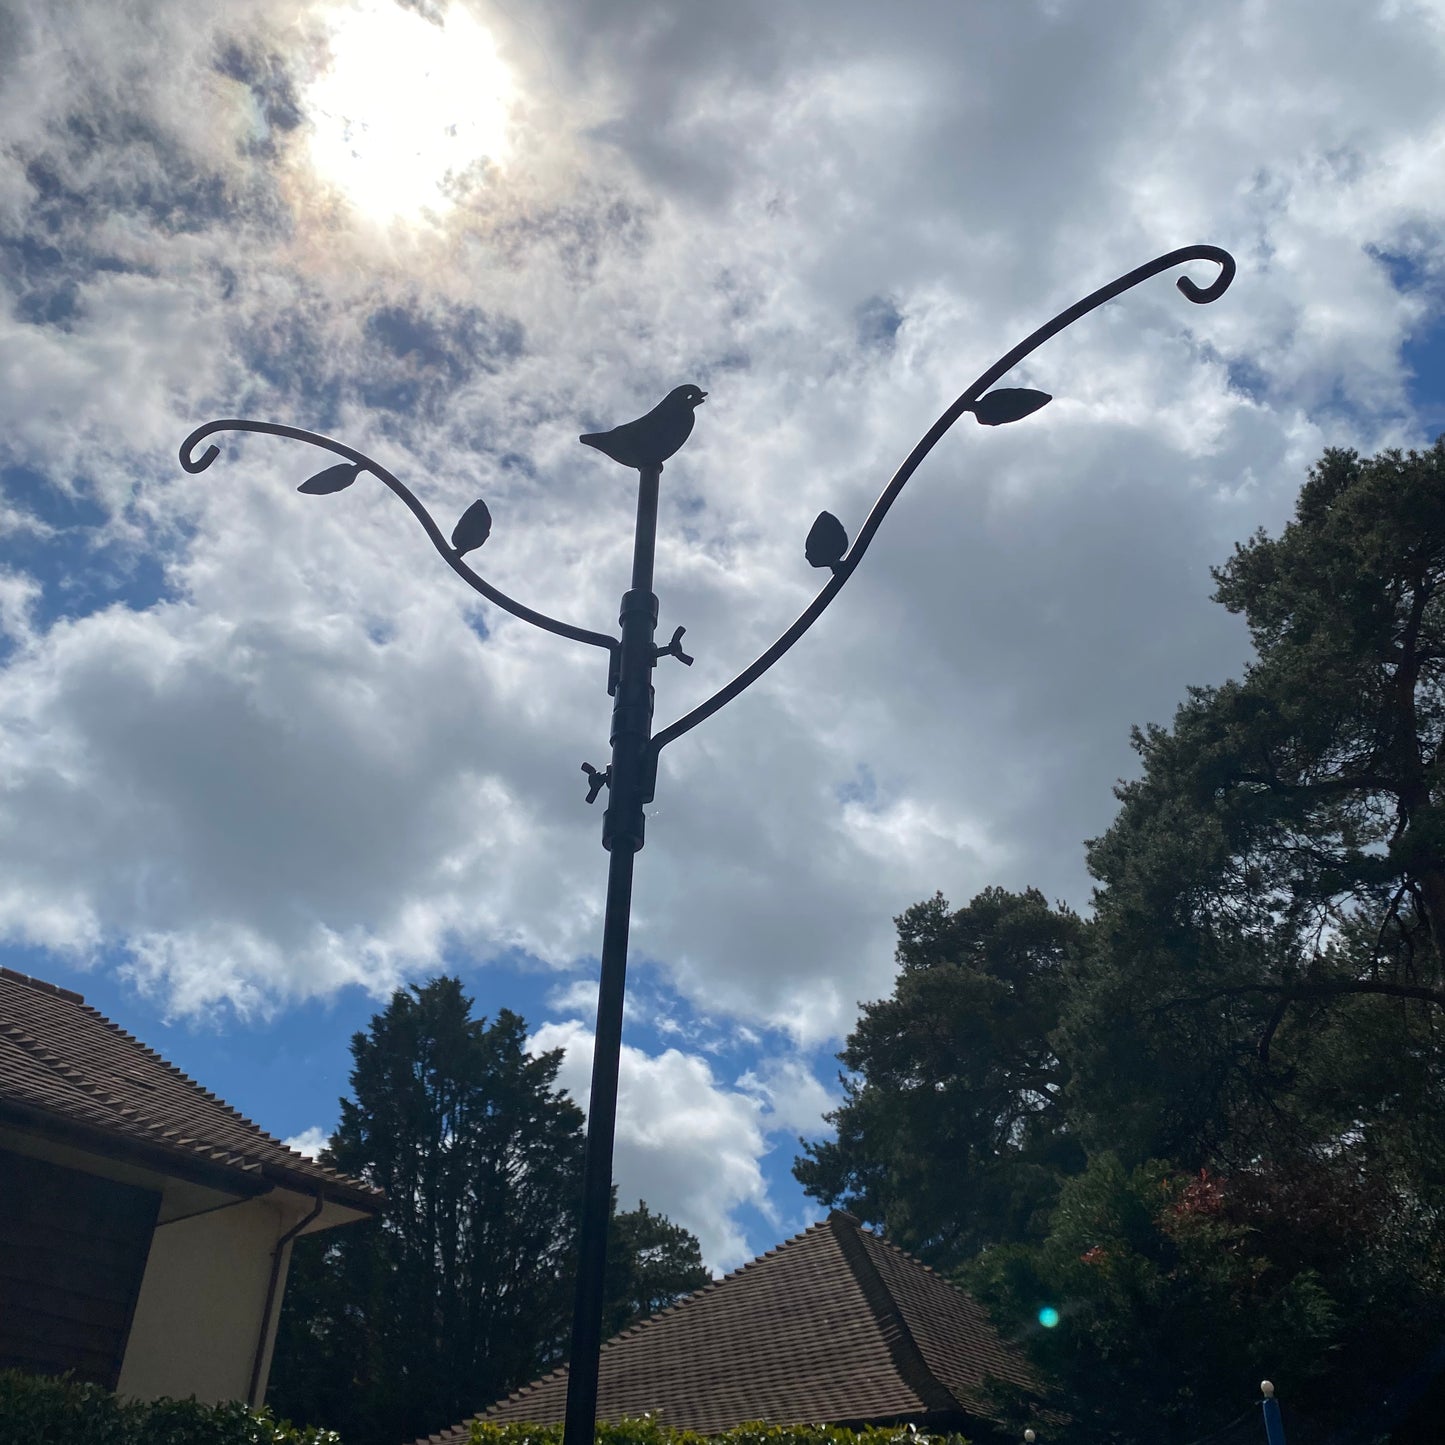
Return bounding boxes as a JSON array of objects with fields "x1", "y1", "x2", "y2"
[{"x1": 698, "y1": 392, "x2": 708, "y2": 403}]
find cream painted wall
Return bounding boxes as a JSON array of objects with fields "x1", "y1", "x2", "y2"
[
  {"x1": 0, "y1": 1122, "x2": 373, "y2": 1405},
  {"x1": 117, "y1": 1186, "x2": 306, "y2": 1406}
]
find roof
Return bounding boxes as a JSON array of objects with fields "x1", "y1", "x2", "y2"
[
  {"x1": 0, "y1": 966, "x2": 381, "y2": 1212},
  {"x1": 416, "y1": 1211, "x2": 1037, "y2": 1443}
]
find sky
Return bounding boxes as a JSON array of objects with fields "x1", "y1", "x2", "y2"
[{"x1": 3, "y1": 0, "x2": 1445, "y2": 1274}]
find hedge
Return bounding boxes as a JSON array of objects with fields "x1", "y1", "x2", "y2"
[
  {"x1": 0, "y1": 1371, "x2": 969, "y2": 1445},
  {"x1": 470, "y1": 1422, "x2": 968, "y2": 1445},
  {"x1": 0, "y1": 1369, "x2": 342, "y2": 1444}
]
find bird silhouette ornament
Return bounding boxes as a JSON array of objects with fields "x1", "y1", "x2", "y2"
[{"x1": 580, "y1": 385, "x2": 707, "y2": 469}]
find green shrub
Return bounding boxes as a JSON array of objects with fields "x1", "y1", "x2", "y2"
[
  {"x1": 0, "y1": 1373, "x2": 968, "y2": 1445},
  {"x1": 470, "y1": 1422, "x2": 968, "y2": 1445},
  {"x1": 0, "y1": 1368, "x2": 343, "y2": 1444}
]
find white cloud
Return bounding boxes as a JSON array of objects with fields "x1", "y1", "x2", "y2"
[
  {"x1": 545, "y1": 977, "x2": 600, "y2": 1018},
  {"x1": 737, "y1": 1055, "x2": 838, "y2": 1141},
  {"x1": 0, "y1": 570, "x2": 40, "y2": 646},
  {"x1": 283, "y1": 1124, "x2": 332, "y2": 1159},
  {"x1": 531, "y1": 1019, "x2": 771, "y2": 1271}
]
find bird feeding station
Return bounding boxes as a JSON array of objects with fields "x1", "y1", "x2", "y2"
[{"x1": 180, "y1": 243, "x2": 1235, "y2": 1445}]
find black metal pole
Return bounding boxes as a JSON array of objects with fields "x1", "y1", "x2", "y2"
[{"x1": 563, "y1": 463, "x2": 662, "y2": 1445}]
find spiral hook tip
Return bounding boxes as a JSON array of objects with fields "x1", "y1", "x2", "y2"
[
  {"x1": 179, "y1": 441, "x2": 220, "y2": 474},
  {"x1": 1175, "y1": 248, "x2": 1236, "y2": 305}
]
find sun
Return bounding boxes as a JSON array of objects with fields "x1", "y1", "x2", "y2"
[{"x1": 303, "y1": 0, "x2": 514, "y2": 224}]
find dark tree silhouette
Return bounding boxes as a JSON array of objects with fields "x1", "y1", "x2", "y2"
[
  {"x1": 269, "y1": 978, "x2": 708, "y2": 1445},
  {"x1": 798, "y1": 442, "x2": 1445, "y2": 1443}
]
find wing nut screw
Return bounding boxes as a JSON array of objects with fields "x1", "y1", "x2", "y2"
[
  {"x1": 582, "y1": 763, "x2": 611, "y2": 804},
  {"x1": 655, "y1": 625, "x2": 694, "y2": 667}
]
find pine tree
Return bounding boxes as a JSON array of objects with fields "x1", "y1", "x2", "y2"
[
  {"x1": 795, "y1": 887, "x2": 1085, "y2": 1266},
  {"x1": 796, "y1": 442, "x2": 1445, "y2": 1441}
]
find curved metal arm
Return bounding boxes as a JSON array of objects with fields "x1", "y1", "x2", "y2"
[
  {"x1": 179, "y1": 419, "x2": 620, "y2": 656},
  {"x1": 648, "y1": 243, "x2": 1236, "y2": 758}
]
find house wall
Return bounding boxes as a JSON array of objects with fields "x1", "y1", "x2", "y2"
[
  {"x1": 0, "y1": 1147, "x2": 160, "y2": 1389},
  {"x1": 0, "y1": 1123, "x2": 369, "y2": 1407},
  {"x1": 116, "y1": 1186, "x2": 307, "y2": 1407}
]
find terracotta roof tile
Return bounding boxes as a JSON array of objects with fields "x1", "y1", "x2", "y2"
[
  {"x1": 416, "y1": 1211, "x2": 1036, "y2": 1444},
  {"x1": 0, "y1": 966, "x2": 380, "y2": 1211},
  {"x1": 852, "y1": 1224, "x2": 1037, "y2": 1410}
]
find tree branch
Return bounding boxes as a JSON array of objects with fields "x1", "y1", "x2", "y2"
[
  {"x1": 1234, "y1": 771, "x2": 1397, "y2": 797},
  {"x1": 1256, "y1": 993, "x2": 1291, "y2": 1065},
  {"x1": 1161, "y1": 977, "x2": 1445, "y2": 1014}
]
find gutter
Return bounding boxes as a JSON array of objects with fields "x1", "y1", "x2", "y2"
[
  {"x1": 0, "y1": 1099, "x2": 382, "y2": 1212},
  {"x1": 0, "y1": 1100, "x2": 270, "y2": 1199},
  {"x1": 248, "y1": 1191, "x2": 324, "y2": 1408}
]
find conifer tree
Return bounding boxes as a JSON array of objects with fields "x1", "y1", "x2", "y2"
[
  {"x1": 797, "y1": 442, "x2": 1445, "y2": 1441},
  {"x1": 270, "y1": 979, "x2": 709, "y2": 1445}
]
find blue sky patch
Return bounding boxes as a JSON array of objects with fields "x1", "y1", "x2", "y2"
[
  {"x1": 0, "y1": 466, "x2": 174, "y2": 629},
  {"x1": 1371, "y1": 244, "x2": 1445, "y2": 438},
  {"x1": 856, "y1": 295, "x2": 903, "y2": 352},
  {"x1": 837, "y1": 763, "x2": 880, "y2": 811}
]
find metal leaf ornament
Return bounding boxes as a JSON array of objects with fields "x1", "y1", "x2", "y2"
[
  {"x1": 297, "y1": 462, "x2": 361, "y2": 494},
  {"x1": 451, "y1": 499, "x2": 493, "y2": 556},
  {"x1": 971, "y1": 388, "x2": 1052, "y2": 426},
  {"x1": 805, "y1": 510, "x2": 849, "y2": 569}
]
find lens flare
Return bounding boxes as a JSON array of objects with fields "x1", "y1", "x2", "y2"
[{"x1": 1037, "y1": 1306, "x2": 1061, "y2": 1329}]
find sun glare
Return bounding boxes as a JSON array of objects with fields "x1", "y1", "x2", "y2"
[{"x1": 304, "y1": 0, "x2": 514, "y2": 223}]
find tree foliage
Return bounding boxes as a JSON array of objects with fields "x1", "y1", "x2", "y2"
[
  {"x1": 795, "y1": 887, "x2": 1084, "y2": 1264},
  {"x1": 1069, "y1": 444, "x2": 1445, "y2": 1184},
  {"x1": 269, "y1": 978, "x2": 709, "y2": 1445},
  {"x1": 797, "y1": 443, "x2": 1445, "y2": 1442},
  {"x1": 602, "y1": 1200, "x2": 710, "y2": 1339}
]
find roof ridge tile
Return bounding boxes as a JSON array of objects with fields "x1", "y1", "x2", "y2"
[
  {"x1": 878, "y1": 1234, "x2": 941, "y2": 1277},
  {"x1": 0, "y1": 969, "x2": 382, "y2": 1207},
  {"x1": 0, "y1": 965, "x2": 85, "y2": 1004},
  {"x1": 445, "y1": 1208, "x2": 1033, "y2": 1443},
  {"x1": 832, "y1": 1214, "x2": 960, "y2": 1416},
  {"x1": 470, "y1": 1215, "x2": 845, "y2": 1432},
  {"x1": 75, "y1": 993, "x2": 347, "y2": 1161}
]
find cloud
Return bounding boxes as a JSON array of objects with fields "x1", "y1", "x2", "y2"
[
  {"x1": 283, "y1": 1124, "x2": 332, "y2": 1159},
  {"x1": 0, "y1": 575, "x2": 617, "y2": 1013},
  {"x1": 737, "y1": 1055, "x2": 838, "y2": 1141},
  {"x1": 545, "y1": 976, "x2": 600, "y2": 1019},
  {"x1": 531, "y1": 1019, "x2": 771, "y2": 1271}
]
